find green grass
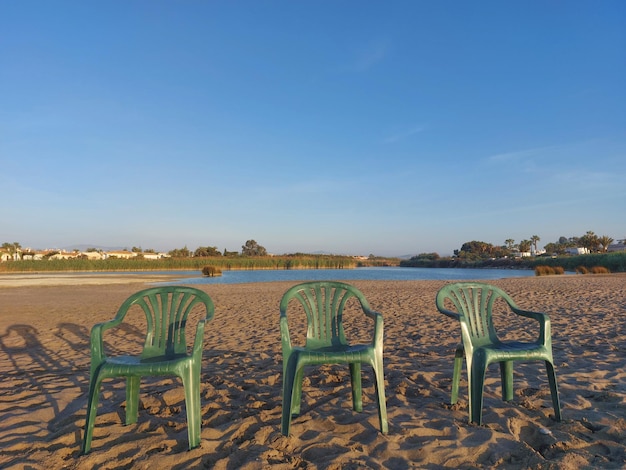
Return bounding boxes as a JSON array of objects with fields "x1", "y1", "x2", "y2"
[
  {"x1": 0, "y1": 255, "x2": 394, "y2": 273},
  {"x1": 529, "y1": 252, "x2": 626, "y2": 273}
]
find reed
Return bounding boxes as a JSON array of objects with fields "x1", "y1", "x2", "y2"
[
  {"x1": 590, "y1": 266, "x2": 611, "y2": 274},
  {"x1": 535, "y1": 265, "x2": 565, "y2": 276},
  {"x1": 201, "y1": 266, "x2": 222, "y2": 277},
  {"x1": 0, "y1": 255, "x2": 363, "y2": 273},
  {"x1": 531, "y1": 252, "x2": 626, "y2": 273}
]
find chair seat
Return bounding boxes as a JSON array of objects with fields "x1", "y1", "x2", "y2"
[
  {"x1": 293, "y1": 343, "x2": 372, "y2": 355},
  {"x1": 107, "y1": 354, "x2": 190, "y2": 365},
  {"x1": 100, "y1": 354, "x2": 192, "y2": 376},
  {"x1": 291, "y1": 344, "x2": 376, "y2": 366},
  {"x1": 476, "y1": 341, "x2": 550, "y2": 361}
]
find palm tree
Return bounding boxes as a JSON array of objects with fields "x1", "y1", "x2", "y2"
[
  {"x1": 530, "y1": 235, "x2": 540, "y2": 254},
  {"x1": 505, "y1": 239, "x2": 516, "y2": 250},
  {"x1": 598, "y1": 235, "x2": 614, "y2": 252}
]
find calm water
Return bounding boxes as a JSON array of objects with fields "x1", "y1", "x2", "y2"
[{"x1": 150, "y1": 266, "x2": 535, "y2": 286}]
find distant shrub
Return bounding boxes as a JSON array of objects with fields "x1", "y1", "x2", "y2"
[
  {"x1": 591, "y1": 266, "x2": 610, "y2": 274},
  {"x1": 202, "y1": 265, "x2": 222, "y2": 277},
  {"x1": 535, "y1": 265, "x2": 564, "y2": 276},
  {"x1": 535, "y1": 265, "x2": 550, "y2": 276},
  {"x1": 576, "y1": 266, "x2": 589, "y2": 274}
]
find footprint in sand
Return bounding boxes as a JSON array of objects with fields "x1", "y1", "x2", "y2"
[{"x1": 508, "y1": 416, "x2": 556, "y2": 454}]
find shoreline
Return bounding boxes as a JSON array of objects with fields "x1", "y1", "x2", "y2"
[{"x1": 0, "y1": 273, "x2": 192, "y2": 288}]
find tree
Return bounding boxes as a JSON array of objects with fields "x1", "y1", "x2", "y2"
[
  {"x1": 530, "y1": 235, "x2": 540, "y2": 254},
  {"x1": 579, "y1": 231, "x2": 600, "y2": 252},
  {"x1": 194, "y1": 246, "x2": 221, "y2": 257},
  {"x1": 505, "y1": 239, "x2": 516, "y2": 250},
  {"x1": 456, "y1": 241, "x2": 497, "y2": 260},
  {"x1": 168, "y1": 246, "x2": 191, "y2": 257},
  {"x1": 519, "y1": 240, "x2": 531, "y2": 253},
  {"x1": 544, "y1": 242, "x2": 566, "y2": 256},
  {"x1": 413, "y1": 252, "x2": 440, "y2": 261},
  {"x1": 598, "y1": 235, "x2": 614, "y2": 252},
  {"x1": 241, "y1": 239, "x2": 267, "y2": 256},
  {"x1": 1, "y1": 242, "x2": 22, "y2": 260}
]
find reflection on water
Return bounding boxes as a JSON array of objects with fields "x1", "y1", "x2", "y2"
[{"x1": 151, "y1": 266, "x2": 535, "y2": 286}]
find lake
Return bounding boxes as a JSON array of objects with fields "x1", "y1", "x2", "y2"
[{"x1": 153, "y1": 266, "x2": 535, "y2": 286}]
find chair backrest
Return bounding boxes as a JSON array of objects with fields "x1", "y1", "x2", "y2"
[
  {"x1": 114, "y1": 286, "x2": 214, "y2": 359},
  {"x1": 436, "y1": 282, "x2": 516, "y2": 348},
  {"x1": 280, "y1": 281, "x2": 371, "y2": 349}
]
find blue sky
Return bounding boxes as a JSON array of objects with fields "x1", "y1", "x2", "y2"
[{"x1": 2, "y1": 1, "x2": 625, "y2": 256}]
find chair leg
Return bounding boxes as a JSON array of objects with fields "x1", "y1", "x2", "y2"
[
  {"x1": 500, "y1": 360, "x2": 514, "y2": 402},
  {"x1": 82, "y1": 375, "x2": 103, "y2": 454},
  {"x1": 469, "y1": 355, "x2": 487, "y2": 425},
  {"x1": 545, "y1": 361, "x2": 562, "y2": 421},
  {"x1": 281, "y1": 355, "x2": 299, "y2": 436},
  {"x1": 181, "y1": 365, "x2": 201, "y2": 449},
  {"x1": 125, "y1": 376, "x2": 140, "y2": 425},
  {"x1": 372, "y1": 356, "x2": 388, "y2": 434},
  {"x1": 451, "y1": 345, "x2": 463, "y2": 404},
  {"x1": 349, "y1": 362, "x2": 363, "y2": 412},
  {"x1": 292, "y1": 365, "x2": 305, "y2": 416}
]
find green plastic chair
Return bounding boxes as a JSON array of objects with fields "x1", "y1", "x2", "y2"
[
  {"x1": 82, "y1": 286, "x2": 214, "y2": 454},
  {"x1": 435, "y1": 282, "x2": 561, "y2": 425},
  {"x1": 279, "y1": 281, "x2": 388, "y2": 436}
]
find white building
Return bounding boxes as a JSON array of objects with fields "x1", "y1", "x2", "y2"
[{"x1": 566, "y1": 247, "x2": 590, "y2": 255}]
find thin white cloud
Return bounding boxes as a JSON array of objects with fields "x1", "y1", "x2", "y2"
[
  {"x1": 486, "y1": 144, "x2": 563, "y2": 163},
  {"x1": 485, "y1": 141, "x2": 626, "y2": 187},
  {"x1": 383, "y1": 125, "x2": 426, "y2": 144},
  {"x1": 352, "y1": 39, "x2": 389, "y2": 71},
  {"x1": 553, "y1": 169, "x2": 623, "y2": 188}
]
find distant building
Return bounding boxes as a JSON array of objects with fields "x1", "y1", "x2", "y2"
[
  {"x1": 105, "y1": 250, "x2": 136, "y2": 259},
  {"x1": 607, "y1": 241, "x2": 626, "y2": 253},
  {"x1": 80, "y1": 251, "x2": 105, "y2": 260},
  {"x1": 142, "y1": 252, "x2": 170, "y2": 260},
  {"x1": 49, "y1": 250, "x2": 80, "y2": 260},
  {"x1": 566, "y1": 247, "x2": 590, "y2": 255},
  {"x1": 530, "y1": 247, "x2": 546, "y2": 256},
  {"x1": 21, "y1": 250, "x2": 45, "y2": 260}
]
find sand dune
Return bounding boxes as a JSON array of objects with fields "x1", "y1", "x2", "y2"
[{"x1": 0, "y1": 275, "x2": 624, "y2": 469}]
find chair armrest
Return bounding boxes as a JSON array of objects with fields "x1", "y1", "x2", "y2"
[
  {"x1": 89, "y1": 318, "x2": 122, "y2": 374},
  {"x1": 192, "y1": 319, "x2": 207, "y2": 358},
  {"x1": 435, "y1": 296, "x2": 462, "y2": 321},
  {"x1": 363, "y1": 308, "x2": 384, "y2": 347},
  {"x1": 279, "y1": 314, "x2": 292, "y2": 353},
  {"x1": 510, "y1": 305, "x2": 551, "y2": 345},
  {"x1": 437, "y1": 308, "x2": 461, "y2": 321}
]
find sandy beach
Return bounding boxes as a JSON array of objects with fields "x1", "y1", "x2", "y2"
[{"x1": 0, "y1": 274, "x2": 624, "y2": 469}]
